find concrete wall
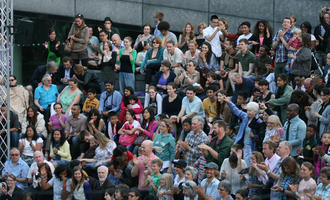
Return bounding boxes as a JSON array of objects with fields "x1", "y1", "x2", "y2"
[{"x1": 14, "y1": 0, "x2": 328, "y2": 34}]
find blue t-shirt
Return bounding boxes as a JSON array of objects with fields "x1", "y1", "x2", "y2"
[
  {"x1": 182, "y1": 96, "x2": 205, "y2": 118},
  {"x1": 34, "y1": 84, "x2": 58, "y2": 109}
]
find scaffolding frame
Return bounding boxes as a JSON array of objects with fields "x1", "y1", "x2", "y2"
[{"x1": 0, "y1": 0, "x2": 13, "y2": 170}]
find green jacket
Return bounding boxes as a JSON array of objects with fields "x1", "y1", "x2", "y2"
[
  {"x1": 268, "y1": 84, "x2": 293, "y2": 124},
  {"x1": 206, "y1": 135, "x2": 233, "y2": 168}
]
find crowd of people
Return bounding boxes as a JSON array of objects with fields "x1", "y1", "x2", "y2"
[{"x1": 0, "y1": 6, "x2": 330, "y2": 200}]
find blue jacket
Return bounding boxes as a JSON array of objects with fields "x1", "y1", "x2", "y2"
[
  {"x1": 228, "y1": 102, "x2": 264, "y2": 151},
  {"x1": 282, "y1": 115, "x2": 307, "y2": 157}
]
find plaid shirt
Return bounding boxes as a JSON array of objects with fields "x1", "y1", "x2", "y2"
[
  {"x1": 315, "y1": 183, "x2": 330, "y2": 200},
  {"x1": 184, "y1": 130, "x2": 209, "y2": 166},
  {"x1": 273, "y1": 29, "x2": 293, "y2": 63}
]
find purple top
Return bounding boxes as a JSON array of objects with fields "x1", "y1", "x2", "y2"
[
  {"x1": 157, "y1": 74, "x2": 168, "y2": 93},
  {"x1": 49, "y1": 114, "x2": 68, "y2": 130}
]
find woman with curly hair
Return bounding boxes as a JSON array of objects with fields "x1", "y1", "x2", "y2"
[{"x1": 249, "y1": 20, "x2": 273, "y2": 56}]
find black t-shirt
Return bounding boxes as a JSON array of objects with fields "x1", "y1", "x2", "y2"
[{"x1": 162, "y1": 95, "x2": 183, "y2": 117}]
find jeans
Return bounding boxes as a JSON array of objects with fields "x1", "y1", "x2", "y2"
[
  {"x1": 119, "y1": 72, "x2": 135, "y2": 94},
  {"x1": 145, "y1": 63, "x2": 161, "y2": 84},
  {"x1": 10, "y1": 131, "x2": 19, "y2": 148},
  {"x1": 69, "y1": 136, "x2": 80, "y2": 159}
]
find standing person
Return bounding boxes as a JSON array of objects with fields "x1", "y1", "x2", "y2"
[
  {"x1": 153, "y1": 119, "x2": 176, "y2": 172},
  {"x1": 153, "y1": 12, "x2": 164, "y2": 38},
  {"x1": 249, "y1": 20, "x2": 273, "y2": 56},
  {"x1": 195, "y1": 162, "x2": 221, "y2": 200},
  {"x1": 71, "y1": 166, "x2": 92, "y2": 200},
  {"x1": 267, "y1": 73, "x2": 293, "y2": 124},
  {"x1": 131, "y1": 140, "x2": 159, "y2": 196},
  {"x1": 203, "y1": 15, "x2": 222, "y2": 59},
  {"x1": 115, "y1": 36, "x2": 137, "y2": 94},
  {"x1": 101, "y1": 17, "x2": 120, "y2": 40},
  {"x1": 198, "y1": 120, "x2": 233, "y2": 169},
  {"x1": 44, "y1": 28, "x2": 62, "y2": 67},
  {"x1": 67, "y1": 14, "x2": 89, "y2": 66},
  {"x1": 272, "y1": 17, "x2": 294, "y2": 77},
  {"x1": 282, "y1": 104, "x2": 306, "y2": 157},
  {"x1": 237, "y1": 39, "x2": 256, "y2": 77},
  {"x1": 158, "y1": 21, "x2": 177, "y2": 47}
]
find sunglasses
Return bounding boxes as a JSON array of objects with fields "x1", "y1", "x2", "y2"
[{"x1": 9, "y1": 79, "x2": 15, "y2": 81}]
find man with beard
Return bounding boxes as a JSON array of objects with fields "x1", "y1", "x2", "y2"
[
  {"x1": 195, "y1": 162, "x2": 220, "y2": 200},
  {"x1": 92, "y1": 165, "x2": 115, "y2": 199}
]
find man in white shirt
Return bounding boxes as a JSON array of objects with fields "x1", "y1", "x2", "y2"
[
  {"x1": 27, "y1": 151, "x2": 55, "y2": 188},
  {"x1": 262, "y1": 141, "x2": 281, "y2": 177},
  {"x1": 163, "y1": 40, "x2": 184, "y2": 75},
  {"x1": 236, "y1": 21, "x2": 253, "y2": 45},
  {"x1": 203, "y1": 15, "x2": 222, "y2": 58}
]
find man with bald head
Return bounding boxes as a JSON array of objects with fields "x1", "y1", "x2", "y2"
[
  {"x1": 304, "y1": 78, "x2": 317, "y2": 101},
  {"x1": 27, "y1": 151, "x2": 55, "y2": 188},
  {"x1": 131, "y1": 140, "x2": 159, "y2": 196},
  {"x1": 282, "y1": 103, "x2": 306, "y2": 157},
  {"x1": 111, "y1": 33, "x2": 124, "y2": 52}
]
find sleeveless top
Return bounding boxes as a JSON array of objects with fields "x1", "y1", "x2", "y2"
[{"x1": 60, "y1": 87, "x2": 82, "y2": 112}]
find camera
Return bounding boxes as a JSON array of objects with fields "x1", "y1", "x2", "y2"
[{"x1": 105, "y1": 105, "x2": 112, "y2": 111}]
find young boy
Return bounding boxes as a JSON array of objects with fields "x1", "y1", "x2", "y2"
[
  {"x1": 142, "y1": 158, "x2": 163, "y2": 196},
  {"x1": 297, "y1": 124, "x2": 318, "y2": 162},
  {"x1": 107, "y1": 111, "x2": 122, "y2": 143},
  {"x1": 82, "y1": 88, "x2": 99, "y2": 114}
]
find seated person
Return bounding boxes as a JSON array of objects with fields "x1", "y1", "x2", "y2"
[
  {"x1": 49, "y1": 129, "x2": 71, "y2": 167},
  {"x1": 163, "y1": 40, "x2": 183, "y2": 75},
  {"x1": 174, "y1": 60, "x2": 200, "y2": 93},
  {"x1": 153, "y1": 60, "x2": 176, "y2": 94},
  {"x1": 55, "y1": 56, "x2": 74, "y2": 92},
  {"x1": 72, "y1": 64, "x2": 101, "y2": 94},
  {"x1": 82, "y1": 88, "x2": 99, "y2": 114}
]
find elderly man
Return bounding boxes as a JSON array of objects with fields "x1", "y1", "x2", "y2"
[
  {"x1": 195, "y1": 162, "x2": 221, "y2": 200},
  {"x1": 111, "y1": 33, "x2": 124, "y2": 52},
  {"x1": 177, "y1": 116, "x2": 209, "y2": 166},
  {"x1": 258, "y1": 141, "x2": 292, "y2": 199},
  {"x1": 1, "y1": 148, "x2": 29, "y2": 189},
  {"x1": 92, "y1": 165, "x2": 115, "y2": 199},
  {"x1": 199, "y1": 120, "x2": 233, "y2": 168},
  {"x1": 231, "y1": 72, "x2": 254, "y2": 103},
  {"x1": 131, "y1": 140, "x2": 159, "y2": 196},
  {"x1": 282, "y1": 103, "x2": 306, "y2": 157},
  {"x1": 34, "y1": 74, "x2": 58, "y2": 122},
  {"x1": 27, "y1": 151, "x2": 55, "y2": 188}
]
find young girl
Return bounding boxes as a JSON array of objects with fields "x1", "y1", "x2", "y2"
[
  {"x1": 144, "y1": 85, "x2": 163, "y2": 115},
  {"x1": 289, "y1": 162, "x2": 316, "y2": 200},
  {"x1": 118, "y1": 109, "x2": 141, "y2": 151},
  {"x1": 128, "y1": 95, "x2": 143, "y2": 122},
  {"x1": 287, "y1": 28, "x2": 302, "y2": 67},
  {"x1": 157, "y1": 173, "x2": 173, "y2": 200},
  {"x1": 50, "y1": 129, "x2": 71, "y2": 167},
  {"x1": 313, "y1": 132, "x2": 330, "y2": 176}
]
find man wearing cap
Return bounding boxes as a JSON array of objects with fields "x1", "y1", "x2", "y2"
[
  {"x1": 99, "y1": 17, "x2": 120, "y2": 40},
  {"x1": 195, "y1": 162, "x2": 220, "y2": 200},
  {"x1": 198, "y1": 120, "x2": 233, "y2": 168}
]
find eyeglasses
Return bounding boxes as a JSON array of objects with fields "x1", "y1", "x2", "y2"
[
  {"x1": 218, "y1": 188, "x2": 225, "y2": 191},
  {"x1": 11, "y1": 154, "x2": 19, "y2": 156},
  {"x1": 9, "y1": 79, "x2": 15, "y2": 81}
]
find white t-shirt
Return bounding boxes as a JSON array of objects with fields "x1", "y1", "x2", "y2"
[
  {"x1": 203, "y1": 26, "x2": 222, "y2": 57},
  {"x1": 236, "y1": 33, "x2": 253, "y2": 45},
  {"x1": 19, "y1": 138, "x2": 43, "y2": 157},
  {"x1": 27, "y1": 160, "x2": 55, "y2": 188}
]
